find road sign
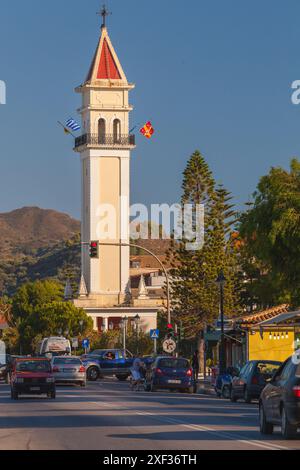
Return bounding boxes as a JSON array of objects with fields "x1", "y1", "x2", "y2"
[
  {"x1": 216, "y1": 317, "x2": 232, "y2": 329},
  {"x1": 150, "y1": 329, "x2": 160, "y2": 340},
  {"x1": 162, "y1": 338, "x2": 176, "y2": 354},
  {"x1": 82, "y1": 338, "x2": 90, "y2": 349}
]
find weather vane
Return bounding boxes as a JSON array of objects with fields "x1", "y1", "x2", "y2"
[{"x1": 97, "y1": 4, "x2": 111, "y2": 28}]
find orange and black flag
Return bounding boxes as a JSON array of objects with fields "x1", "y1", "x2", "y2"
[{"x1": 140, "y1": 121, "x2": 155, "y2": 139}]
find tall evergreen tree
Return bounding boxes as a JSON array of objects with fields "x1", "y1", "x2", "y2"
[{"x1": 168, "y1": 151, "x2": 241, "y2": 337}]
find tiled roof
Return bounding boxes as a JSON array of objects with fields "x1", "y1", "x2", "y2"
[
  {"x1": 97, "y1": 38, "x2": 121, "y2": 80},
  {"x1": 236, "y1": 304, "x2": 290, "y2": 326}
]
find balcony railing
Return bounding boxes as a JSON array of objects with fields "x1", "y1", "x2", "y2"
[{"x1": 75, "y1": 133, "x2": 135, "y2": 149}]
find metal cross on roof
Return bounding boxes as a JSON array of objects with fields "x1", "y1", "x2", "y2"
[{"x1": 97, "y1": 4, "x2": 111, "y2": 28}]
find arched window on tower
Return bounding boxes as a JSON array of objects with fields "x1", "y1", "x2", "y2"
[
  {"x1": 98, "y1": 118, "x2": 106, "y2": 144},
  {"x1": 113, "y1": 119, "x2": 121, "y2": 143}
]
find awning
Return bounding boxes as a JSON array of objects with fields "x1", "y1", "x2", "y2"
[{"x1": 258, "y1": 310, "x2": 300, "y2": 327}]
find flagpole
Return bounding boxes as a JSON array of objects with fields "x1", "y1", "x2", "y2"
[{"x1": 57, "y1": 121, "x2": 76, "y2": 138}]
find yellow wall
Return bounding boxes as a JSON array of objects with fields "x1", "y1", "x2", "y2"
[{"x1": 249, "y1": 330, "x2": 295, "y2": 362}]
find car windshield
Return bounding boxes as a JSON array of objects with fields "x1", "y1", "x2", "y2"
[
  {"x1": 158, "y1": 359, "x2": 189, "y2": 369},
  {"x1": 91, "y1": 350, "x2": 106, "y2": 356},
  {"x1": 256, "y1": 362, "x2": 281, "y2": 378},
  {"x1": 53, "y1": 358, "x2": 81, "y2": 365},
  {"x1": 16, "y1": 360, "x2": 51, "y2": 373}
]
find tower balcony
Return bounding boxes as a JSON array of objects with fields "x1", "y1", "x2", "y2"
[{"x1": 74, "y1": 133, "x2": 136, "y2": 151}]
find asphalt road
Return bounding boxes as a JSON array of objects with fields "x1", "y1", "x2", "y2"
[{"x1": 0, "y1": 378, "x2": 300, "y2": 450}]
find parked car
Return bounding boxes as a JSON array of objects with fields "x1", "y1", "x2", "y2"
[
  {"x1": 81, "y1": 349, "x2": 134, "y2": 381},
  {"x1": 51, "y1": 356, "x2": 86, "y2": 387},
  {"x1": 259, "y1": 355, "x2": 300, "y2": 439},
  {"x1": 230, "y1": 360, "x2": 281, "y2": 403},
  {"x1": 144, "y1": 356, "x2": 194, "y2": 393},
  {"x1": 10, "y1": 358, "x2": 56, "y2": 400}
]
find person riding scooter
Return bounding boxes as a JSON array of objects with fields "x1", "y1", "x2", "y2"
[
  {"x1": 130, "y1": 358, "x2": 145, "y2": 391},
  {"x1": 215, "y1": 366, "x2": 239, "y2": 399}
]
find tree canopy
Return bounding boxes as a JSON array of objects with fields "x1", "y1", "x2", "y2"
[{"x1": 239, "y1": 158, "x2": 300, "y2": 307}]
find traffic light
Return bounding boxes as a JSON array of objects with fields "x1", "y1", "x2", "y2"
[
  {"x1": 166, "y1": 323, "x2": 174, "y2": 339},
  {"x1": 89, "y1": 241, "x2": 99, "y2": 258}
]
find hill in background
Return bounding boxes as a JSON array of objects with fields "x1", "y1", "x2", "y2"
[
  {"x1": 0, "y1": 207, "x2": 81, "y2": 295},
  {"x1": 0, "y1": 207, "x2": 171, "y2": 297}
]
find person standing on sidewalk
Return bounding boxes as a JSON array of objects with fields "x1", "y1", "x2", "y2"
[{"x1": 192, "y1": 350, "x2": 199, "y2": 382}]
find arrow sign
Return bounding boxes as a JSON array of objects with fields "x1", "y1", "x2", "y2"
[{"x1": 150, "y1": 329, "x2": 160, "y2": 340}]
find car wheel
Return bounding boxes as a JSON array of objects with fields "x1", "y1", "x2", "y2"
[
  {"x1": 222, "y1": 385, "x2": 231, "y2": 399},
  {"x1": 187, "y1": 386, "x2": 194, "y2": 394},
  {"x1": 80, "y1": 382, "x2": 86, "y2": 388},
  {"x1": 259, "y1": 403, "x2": 273, "y2": 435},
  {"x1": 230, "y1": 388, "x2": 237, "y2": 402},
  {"x1": 87, "y1": 367, "x2": 99, "y2": 381},
  {"x1": 281, "y1": 406, "x2": 297, "y2": 439},
  {"x1": 244, "y1": 387, "x2": 252, "y2": 403}
]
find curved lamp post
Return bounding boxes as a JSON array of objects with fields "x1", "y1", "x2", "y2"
[
  {"x1": 82, "y1": 241, "x2": 171, "y2": 324},
  {"x1": 216, "y1": 270, "x2": 226, "y2": 375}
]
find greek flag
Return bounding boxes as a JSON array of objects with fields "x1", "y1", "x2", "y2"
[{"x1": 66, "y1": 118, "x2": 81, "y2": 132}]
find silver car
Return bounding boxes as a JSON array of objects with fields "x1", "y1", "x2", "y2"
[{"x1": 51, "y1": 356, "x2": 86, "y2": 387}]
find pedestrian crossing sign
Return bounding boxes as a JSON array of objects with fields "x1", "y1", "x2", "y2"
[{"x1": 150, "y1": 329, "x2": 160, "y2": 340}]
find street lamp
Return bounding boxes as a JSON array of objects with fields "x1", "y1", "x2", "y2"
[
  {"x1": 120, "y1": 316, "x2": 128, "y2": 354},
  {"x1": 216, "y1": 270, "x2": 226, "y2": 375},
  {"x1": 134, "y1": 314, "x2": 141, "y2": 356}
]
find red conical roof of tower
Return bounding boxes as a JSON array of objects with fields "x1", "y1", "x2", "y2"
[{"x1": 97, "y1": 38, "x2": 121, "y2": 79}]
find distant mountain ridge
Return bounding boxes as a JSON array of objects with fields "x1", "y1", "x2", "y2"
[
  {"x1": 0, "y1": 207, "x2": 171, "y2": 297},
  {"x1": 0, "y1": 207, "x2": 80, "y2": 260},
  {"x1": 0, "y1": 207, "x2": 81, "y2": 295}
]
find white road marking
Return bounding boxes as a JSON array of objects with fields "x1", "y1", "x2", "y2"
[{"x1": 91, "y1": 399, "x2": 290, "y2": 451}]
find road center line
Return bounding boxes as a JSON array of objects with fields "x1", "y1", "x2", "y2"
[{"x1": 92, "y1": 400, "x2": 289, "y2": 451}]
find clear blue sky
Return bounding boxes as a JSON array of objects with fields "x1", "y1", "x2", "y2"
[{"x1": 1, "y1": 0, "x2": 300, "y2": 219}]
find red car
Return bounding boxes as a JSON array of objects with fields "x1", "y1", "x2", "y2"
[{"x1": 11, "y1": 358, "x2": 56, "y2": 400}]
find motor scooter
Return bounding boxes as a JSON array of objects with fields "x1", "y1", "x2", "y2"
[{"x1": 215, "y1": 367, "x2": 239, "y2": 399}]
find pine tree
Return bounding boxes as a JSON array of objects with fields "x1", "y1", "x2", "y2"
[{"x1": 168, "y1": 151, "x2": 241, "y2": 338}]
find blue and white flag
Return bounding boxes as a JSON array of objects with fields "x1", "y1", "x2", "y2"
[{"x1": 66, "y1": 118, "x2": 81, "y2": 132}]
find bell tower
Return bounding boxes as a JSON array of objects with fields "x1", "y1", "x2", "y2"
[{"x1": 74, "y1": 11, "x2": 135, "y2": 307}]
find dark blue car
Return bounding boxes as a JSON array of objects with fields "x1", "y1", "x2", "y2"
[{"x1": 144, "y1": 356, "x2": 194, "y2": 393}]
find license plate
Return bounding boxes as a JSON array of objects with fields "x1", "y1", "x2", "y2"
[
  {"x1": 63, "y1": 369, "x2": 76, "y2": 372},
  {"x1": 30, "y1": 387, "x2": 40, "y2": 391},
  {"x1": 168, "y1": 380, "x2": 181, "y2": 384}
]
